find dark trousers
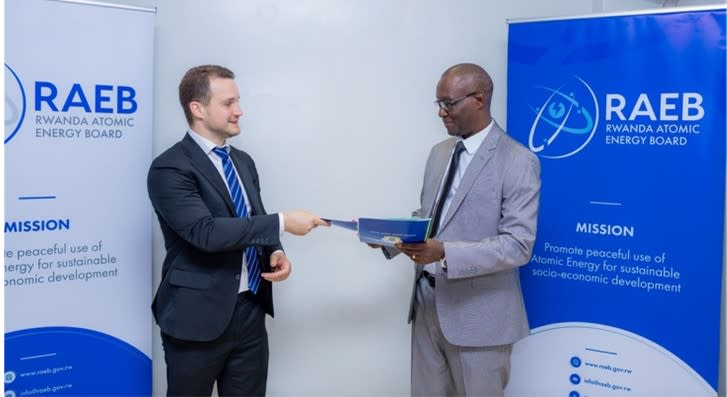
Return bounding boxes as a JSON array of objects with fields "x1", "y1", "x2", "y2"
[{"x1": 162, "y1": 292, "x2": 269, "y2": 397}]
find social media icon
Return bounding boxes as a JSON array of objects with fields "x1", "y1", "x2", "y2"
[{"x1": 4, "y1": 371, "x2": 16, "y2": 384}]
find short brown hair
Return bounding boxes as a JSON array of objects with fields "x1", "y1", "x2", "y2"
[{"x1": 178, "y1": 65, "x2": 235, "y2": 125}]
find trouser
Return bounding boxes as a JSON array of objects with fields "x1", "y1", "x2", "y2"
[
  {"x1": 411, "y1": 276, "x2": 512, "y2": 397},
  {"x1": 162, "y1": 291, "x2": 269, "y2": 396}
]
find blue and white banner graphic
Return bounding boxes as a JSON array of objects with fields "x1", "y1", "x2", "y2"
[
  {"x1": 4, "y1": 1, "x2": 155, "y2": 395},
  {"x1": 506, "y1": 8, "x2": 725, "y2": 396}
]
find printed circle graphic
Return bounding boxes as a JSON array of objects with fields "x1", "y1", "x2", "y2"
[
  {"x1": 4, "y1": 371, "x2": 16, "y2": 384},
  {"x1": 527, "y1": 76, "x2": 599, "y2": 159},
  {"x1": 506, "y1": 322, "x2": 715, "y2": 396},
  {"x1": 4, "y1": 64, "x2": 26, "y2": 144},
  {"x1": 4, "y1": 327, "x2": 150, "y2": 396}
]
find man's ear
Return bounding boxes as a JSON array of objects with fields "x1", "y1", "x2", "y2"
[
  {"x1": 476, "y1": 91, "x2": 491, "y2": 109},
  {"x1": 189, "y1": 101, "x2": 204, "y2": 120},
  {"x1": 472, "y1": 92, "x2": 486, "y2": 109}
]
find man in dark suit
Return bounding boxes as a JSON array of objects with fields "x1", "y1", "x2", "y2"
[
  {"x1": 378, "y1": 63, "x2": 541, "y2": 396},
  {"x1": 147, "y1": 64, "x2": 327, "y2": 396}
]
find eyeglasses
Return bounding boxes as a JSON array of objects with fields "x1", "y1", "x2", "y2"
[{"x1": 435, "y1": 92, "x2": 479, "y2": 113}]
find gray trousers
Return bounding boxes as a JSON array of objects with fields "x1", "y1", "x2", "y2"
[{"x1": 411, "y1": 277, "x2": 512, "y2": 397}]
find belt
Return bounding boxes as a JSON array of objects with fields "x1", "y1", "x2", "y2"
[{"x1": 420, "y1": 271, "x2": 435, "y2": 288}]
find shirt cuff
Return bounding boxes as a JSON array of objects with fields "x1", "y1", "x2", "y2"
[{"x1": 278, "y1": 213, "x2": 285, "y2": 237}]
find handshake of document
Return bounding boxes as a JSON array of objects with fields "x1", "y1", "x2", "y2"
[
  {"x1": 280, "y1": 212, "x2": 432, "y2": 246},
  {"x1": 324, "y1": 217, "x2": 432, "y2": 247}
]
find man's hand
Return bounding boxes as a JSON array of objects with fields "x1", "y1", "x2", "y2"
[
  {"x1": 283, "y1": 210, "x2": 329, "y2": 235},
  {"x1": 396, "y1": 239, "x2": 445, "y2": 265},
  {"x1": 261, "y1": 251, "x2": 291, "y2": 282}
]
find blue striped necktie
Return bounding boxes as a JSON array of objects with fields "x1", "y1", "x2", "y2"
[{"x1": 212, "y1": 147, "x2": 261, "y2": 294}]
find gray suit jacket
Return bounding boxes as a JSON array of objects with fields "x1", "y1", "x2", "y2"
[{"x1": 397, "y1": 122, "x2": 540, "y2": 347}]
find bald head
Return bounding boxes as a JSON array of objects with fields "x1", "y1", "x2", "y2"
[
  {"x1": 442, "y1": 63, "x2": 493, "y2": 97},
  {"x1": 435, "y1": 63, "x2": 493, "y2": 138}
]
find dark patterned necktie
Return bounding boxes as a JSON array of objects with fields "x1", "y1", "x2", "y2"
[{"x1": 428, "y1": 141, "x2": 466, "y2": 238}]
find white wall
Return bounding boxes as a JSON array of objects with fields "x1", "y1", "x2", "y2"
[
  {"x1": 595, "y1": 0, "x2": 724, "y2": 11},
  {"x1": 109, "y1": 0, "x2": 726, "y2": 395}
]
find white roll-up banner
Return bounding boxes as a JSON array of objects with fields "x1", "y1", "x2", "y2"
[{"x1": 5, "y1": 0, "x2": 155, "y2": 395}]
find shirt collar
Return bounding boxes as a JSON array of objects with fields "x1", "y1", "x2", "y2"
[
  {"x1": 187, "y1": 129, "x2": 228, "y2": 154},
  {"x1": 458, "y1": 119, "x2": 493, "y2": 155}
]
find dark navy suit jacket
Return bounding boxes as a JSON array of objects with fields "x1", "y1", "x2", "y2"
[{"x1": 147, "y1": 134, "x2": 282, "y2": 342}]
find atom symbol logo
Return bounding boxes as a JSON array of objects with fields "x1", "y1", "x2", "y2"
[
  {"x1": 527, "y1": 76, "x2": 599, "y2": 159},
  {"x1": 5, "y1": 64, "x2": 26, "y2": 144}
]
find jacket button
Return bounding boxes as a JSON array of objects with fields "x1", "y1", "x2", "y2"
[{"x1": 235, "y1": 274, "x2": 241, "y2": 280}]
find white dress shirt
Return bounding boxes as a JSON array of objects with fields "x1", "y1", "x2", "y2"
[
  {"x1": 187, "y1": 130, "x2": 284, "y2": 292},
  {"x1": 424, "y1": 120, "x2": 493, "y2": 274}
]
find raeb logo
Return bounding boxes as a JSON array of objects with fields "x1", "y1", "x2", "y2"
[
  {"x1": 527, "y1": 76, "x2": 599, "y2": 159},
  {"x1": 5, "y1": 64, "x2": 139, "y2": 142},
  {"x1": 34, "y1": 82, "x2": 138, "y2": 114},
  {"x1": 5, "y1": 64, "x2": 27, "y2": 144}
]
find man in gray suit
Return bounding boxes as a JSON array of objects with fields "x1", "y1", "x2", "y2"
[{"x1": 384, "y1": 63, "x2": 541, "y2": 396}]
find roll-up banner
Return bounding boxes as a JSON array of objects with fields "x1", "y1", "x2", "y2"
[
  {"x1": 506, "y1": 7, "x2": 725, "y2": 397},
  {"x1": 4, "y1": 0, "x2": 155, "y2": 395}
]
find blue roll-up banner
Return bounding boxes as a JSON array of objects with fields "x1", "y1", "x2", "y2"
[
  {"x1": 4, "y1": 1, "x2": 154, "y2": 395},
  {"x1": 506, "y1": 7, "x2": 725, "y2": 397}
]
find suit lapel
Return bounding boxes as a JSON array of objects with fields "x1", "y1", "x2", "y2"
[
  {"x1": 181, "y1": 134, "x2": 237, "y2": 216},
  {"x1": 438, "y1": 124, "x2": 502, "y2": 233}
]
